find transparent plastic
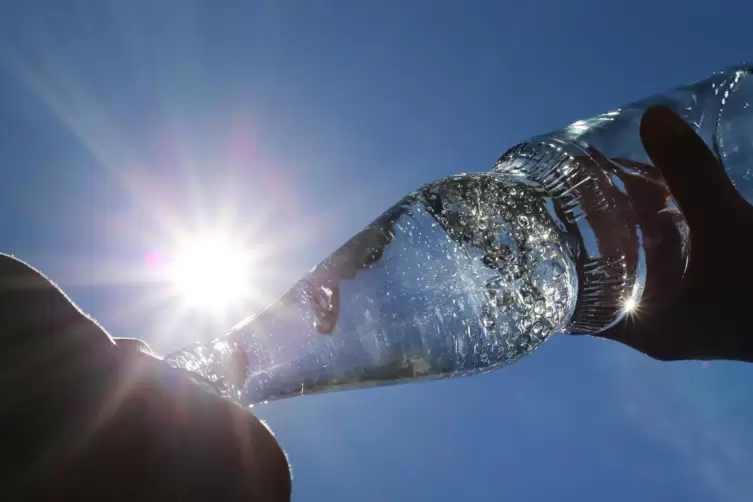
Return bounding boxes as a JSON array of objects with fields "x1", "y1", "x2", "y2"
[
  {"x1": 166, "y1": 64, "x2": 753, "y2": 405},
  {"x1": 495, "y1": 64, "x2": 753, "y2": 334},
  {"x1": 168, "y1": 174, "x2": 578, "y2": 403}
]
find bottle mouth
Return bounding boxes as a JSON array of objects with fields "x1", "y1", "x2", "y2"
[{"x1": 494, "y1": 138, "x2": 644, "y2": 335}]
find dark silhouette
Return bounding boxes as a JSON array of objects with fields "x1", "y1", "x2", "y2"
[
  {"x1": 593, "y1": 106, "x2": 753, "y2": 361},
  {"x1": 0, "y1": 255, "x2": 291, "y2": 501}
]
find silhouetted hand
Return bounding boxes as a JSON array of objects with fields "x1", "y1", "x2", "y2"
[
  {"x1": 0, "y1": 254, "x2": 291, "y2": 501},
  {"x1": 594, "y1": 106, "x2": 753, "y2": 362}
]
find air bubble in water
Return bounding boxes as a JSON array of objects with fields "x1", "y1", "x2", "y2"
[{"x1": 481, "y1": 314, "x2": 495, "y2": 329}]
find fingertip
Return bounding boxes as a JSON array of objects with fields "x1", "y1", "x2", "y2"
[
  {"x1": 640, "y1": 106, "x2": 742, "y2": 224},
  {"x1": 639, "y1": 106, "x2": 711, "y2": 167},
  {"x1": 640, "y1": 106, "x2": 688, "y2": 143}
]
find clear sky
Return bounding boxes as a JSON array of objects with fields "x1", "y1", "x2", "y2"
[{"x1": 2, "y1": 1, "x2": 753, "y2": 501}]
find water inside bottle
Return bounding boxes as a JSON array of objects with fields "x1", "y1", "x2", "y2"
[{"x1": 167, "y1": 173, "x2": 578, "y2": 404}]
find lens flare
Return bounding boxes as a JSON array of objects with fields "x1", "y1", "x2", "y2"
[
  {"x1": 168, "y1": 234, "x2": 252, "y2": 314},
  {"x1": 623, "y1": 297, "x2": 637, "y2": 312}
]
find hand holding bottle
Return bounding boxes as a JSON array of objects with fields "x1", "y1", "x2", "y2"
[{"x1": 593, "y1": 106, "x2": 753, "y2": 362}]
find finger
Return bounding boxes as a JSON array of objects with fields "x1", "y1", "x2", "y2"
[{"x1": 640, "y1": 106, "x2": 745, "y2": 227}]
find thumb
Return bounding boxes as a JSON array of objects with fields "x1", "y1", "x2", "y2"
[{"x1": 640, "y1": 106, "x2": 746, "y2": 232}]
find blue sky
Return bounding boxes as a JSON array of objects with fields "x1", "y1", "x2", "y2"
[{"x1": 2, "y1": 1, "x2": 753, "y2": 501}]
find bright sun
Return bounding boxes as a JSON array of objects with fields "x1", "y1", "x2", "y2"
[{"x1": 167, "y1": 234, "x2": 252, "y2": 314}]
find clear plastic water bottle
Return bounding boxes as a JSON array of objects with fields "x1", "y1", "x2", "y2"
[{"x1": 166, "y1": 64, "x2": 753, "y2": 405}]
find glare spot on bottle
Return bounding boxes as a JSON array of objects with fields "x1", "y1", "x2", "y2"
[{"x1": 623, "y1": 297, "x2": 638, "y2": 313}]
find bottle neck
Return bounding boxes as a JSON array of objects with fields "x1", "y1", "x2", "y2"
[{"x1": 495, "y1": 137, "x2": 689, "y2": 335}]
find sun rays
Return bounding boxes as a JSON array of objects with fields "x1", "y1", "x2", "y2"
[{"x1": 164, "y1": 231, "x2": 253, "y2": 315}]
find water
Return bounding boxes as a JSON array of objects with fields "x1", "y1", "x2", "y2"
[{"x1": 166, "y1": 173, "x2": 578, "y2": 404}]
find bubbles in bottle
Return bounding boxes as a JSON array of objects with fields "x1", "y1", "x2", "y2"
[{"x1": 166, "y1": 173, "x2": 579, "y2": 404}]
